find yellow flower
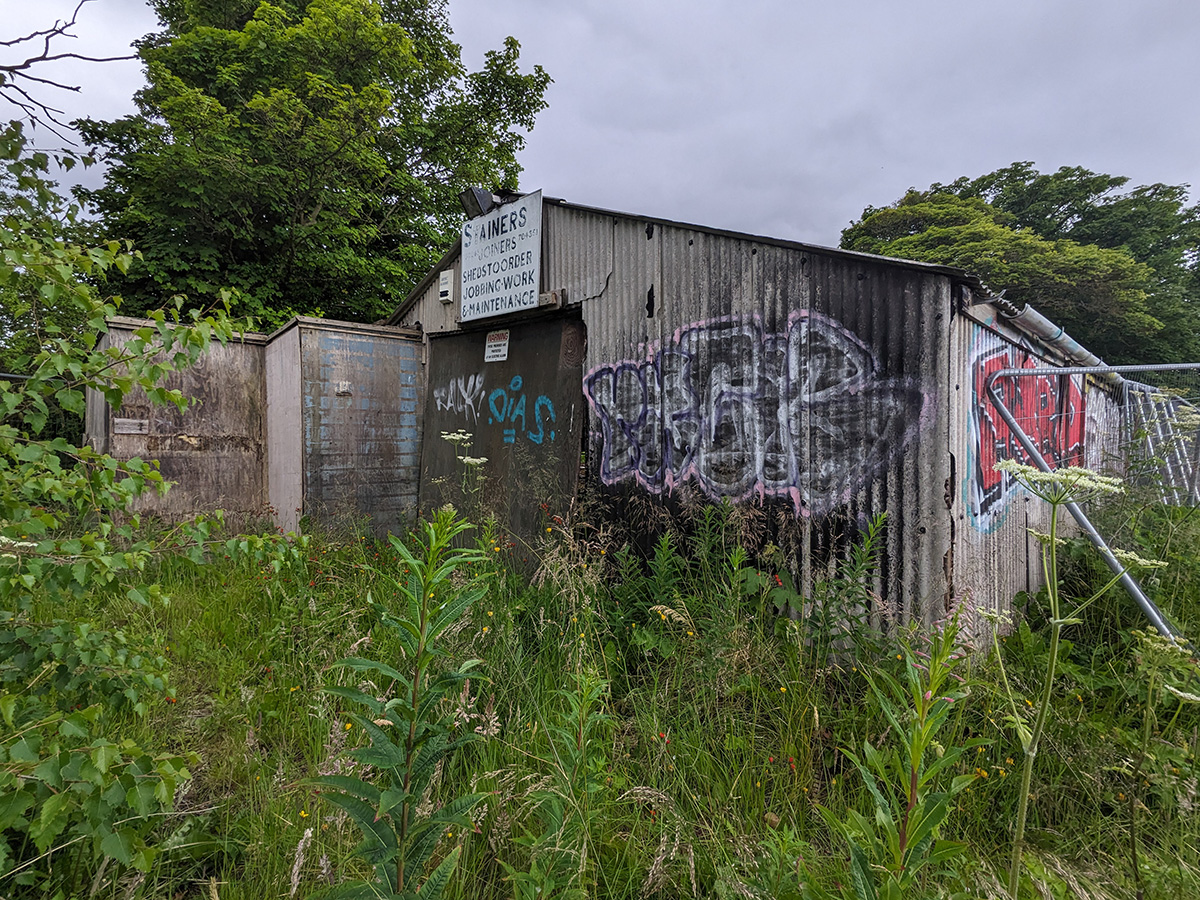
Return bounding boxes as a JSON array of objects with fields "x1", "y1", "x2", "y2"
[
  {"x1": 345, "y1": 722, "x2": 353, "y2": 731},
  {"x1": 482, "y1": 626, "x2": 489, "y2": 634},
  {"x1": 487, "y1": 610, "x2": 494, "y2": 617},
  {"x1": 290, "y1": 686, "x2": 299, "y2": 692},
  {"x1": 687, "y1": 631, "x2": 694, "y2": 636},
  {"x1": 780, "y1": 686, "x2": 787, "y2": 693},
  {"x1": 546, "y1": 527, "x2": 552, "y2": 533},
  {"x1": 300, "y1": 810, "x2": 309, "y2": 818}
]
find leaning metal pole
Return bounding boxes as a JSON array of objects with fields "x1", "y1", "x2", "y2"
[{"x1": 984, "y1": 363, "x2": 1200, "y2": 644}]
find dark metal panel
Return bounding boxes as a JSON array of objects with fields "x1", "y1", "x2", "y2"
[
  {"x1": 299, "y1": 324, "x2": 422, "y2": 534},
  {"x1": 419, "y1": 316, "x2": 585, "y2": 547}
]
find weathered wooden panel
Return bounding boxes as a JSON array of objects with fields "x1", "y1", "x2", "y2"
[
  {"x1": 297, "y1": 320, "x2": 422, "y2": 535},
  {"x1": 419, "y1": 315, "x2": 585, "y2": 546},
  {"x1": 102, "y1": 321, "x2": 269, "y2": 522}
]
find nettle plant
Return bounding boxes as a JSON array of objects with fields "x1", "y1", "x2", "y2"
[
  {"x1": 317, "y1": 508, "x2": 489, "y2": 899},
  {"x1": 0, "y1": 122, "x2": 244, "y2": 891}
]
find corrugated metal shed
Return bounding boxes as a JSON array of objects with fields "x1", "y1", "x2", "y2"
[{"x1": 393, "y1": 198, "x2": 1045, "y2": 624}]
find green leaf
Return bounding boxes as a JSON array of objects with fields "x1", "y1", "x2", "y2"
[
  {"x1": 427, "y1": 586, "x2": 485, "y2": 642},
  {"x1": 335, "y1": 657, "x2": 412, "y2": 686},
  {"x1": 30, "y1": 792, "x2": 73, "y2": 852},
  {"x1": 101, "y1": 829, "x2": 135, "y2": 865},
  {"x1": 416, "y1": 845, "x2": 459, "y2": 900},
  {"x1": 848, "y1": 840, "x2": 878, "y2": 900},
  {"x1": 313, "y1": 774, "x2": 382, "y2": 806},
  {"x1": 322, "y1": 792, "x2": 398, "y2": 865}
]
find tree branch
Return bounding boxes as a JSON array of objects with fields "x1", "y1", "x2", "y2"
[{"x1": 1, "y1": 0, "x2": 137, "y2": 134}]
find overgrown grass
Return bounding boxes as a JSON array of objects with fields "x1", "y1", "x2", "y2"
[{"x1": 6, "y1": 495, "x2": 1199, "y2": 899}]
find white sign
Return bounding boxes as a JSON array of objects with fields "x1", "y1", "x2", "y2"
[
  {"x1": 460, "y1": 190, "x2": 541, "y2": 322},
  {"x1": 484, "y1": 329, "x2": 510, "y2": 362}
]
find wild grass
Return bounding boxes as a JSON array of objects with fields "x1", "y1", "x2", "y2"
[{"x1": 5, "y1": 492, "x2": 1199, "y2": 899}]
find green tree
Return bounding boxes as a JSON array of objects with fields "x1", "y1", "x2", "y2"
[
  {"x1": 843, "y1": 165, "x2": 1200, "y2": 364},
  {"x1": 77, "y1": 0, "x2": 550, "y2": 325}
]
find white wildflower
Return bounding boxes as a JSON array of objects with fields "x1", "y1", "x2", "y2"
[{"x1": 1110, "y1": 547, "x2": 1169, "y2": 570}]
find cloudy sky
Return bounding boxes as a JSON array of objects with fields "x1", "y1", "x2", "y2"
[{"x1": 4, "y1": 0, "x2": 1199, "y2": 247}]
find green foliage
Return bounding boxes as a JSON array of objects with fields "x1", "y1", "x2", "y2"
[
  {"x1": 801, "y1": 614, "x2": 979, "y2": 900},
  {"x1": 77, "y1": 0, "x2": 551, "y2": 325},
  {"x1": 739, "y1": 513, "x2": 889, "y2": 665},
  {"x1": 315, "y1": 508, "x2": 487, "y2": 898},
  {"x1": 0, "y1": 692, "x2": 197, "y2": 889},
  {"x1": 841, "y1": 163, "x2": 1200, "y2": 364},
  {"x1": 500, "y1": 670, "x2": 614, "y2": 900},
  {"x1": 0, "y1": 124, "x2": 238, "y2": 616},
  {"x1": 983, "y1": 461, "x2": 1170, "y2": 898},
  {"x1": 0, "y1": 120, "x2": 243, "y2": 895}
]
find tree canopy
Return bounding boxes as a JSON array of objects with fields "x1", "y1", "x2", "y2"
[
  {"x1": 76, "y1": 0, "x2": 550, "y2": 325},
  {"x1": 842, "y1": 164, "x2": 1200, "y2": 365}
]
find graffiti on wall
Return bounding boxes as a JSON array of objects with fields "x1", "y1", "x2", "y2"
[
  {"x1": 966, "y1": 332, "x2": 1086, "y2": 532},
  {"x1": 436, "y1": 372, "x2": 557, "y2": 445},
  {"x1": 583, "y1": 313, "x2": 932, "y2": 516},
  {"x1": 488, "y1": 376, "x2": 557, "y2": 445},
  {"x1": 434, "y1": 373, "x2": 486, "y2": 422}
]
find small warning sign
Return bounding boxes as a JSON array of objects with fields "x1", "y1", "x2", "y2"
[{"x1": 484, "y1": 329, "x2": 510, "y2": 362}]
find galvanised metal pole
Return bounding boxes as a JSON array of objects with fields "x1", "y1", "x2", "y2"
[{"x1": 984, "y1": 365, "x2": 1195, "y2": 643}]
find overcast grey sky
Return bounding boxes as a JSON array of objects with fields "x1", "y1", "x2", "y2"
[{"x1": 5, "y1": 0, "x2": 1199, "y2": 247}]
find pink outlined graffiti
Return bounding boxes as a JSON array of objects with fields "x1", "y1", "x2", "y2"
[
  {"x1": 583, "y1": 312, "x2": 934, "y2": 516},
  {"x1": 965, "y1": 330, "x2": 1087, "y2": 532}
]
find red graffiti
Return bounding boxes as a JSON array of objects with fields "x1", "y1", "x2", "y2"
[{"x1": 972, "y1": 347, "x2": 1086, "y2": 524}]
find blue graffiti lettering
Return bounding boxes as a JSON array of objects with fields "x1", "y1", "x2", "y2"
[{"x1": 488, "y1": 374, "x2": 557, "y2": 446}]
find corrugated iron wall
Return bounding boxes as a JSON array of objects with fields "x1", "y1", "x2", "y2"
[
  {"x1": 393, "y1": 201, "x2": 1148, "y2": 625},
  {"x1": 548, "y1": 205, "x2": 952, "y2": 624},
  {"x1": 949, "y1": 301, "x2": 1096, "y2": 615}
]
